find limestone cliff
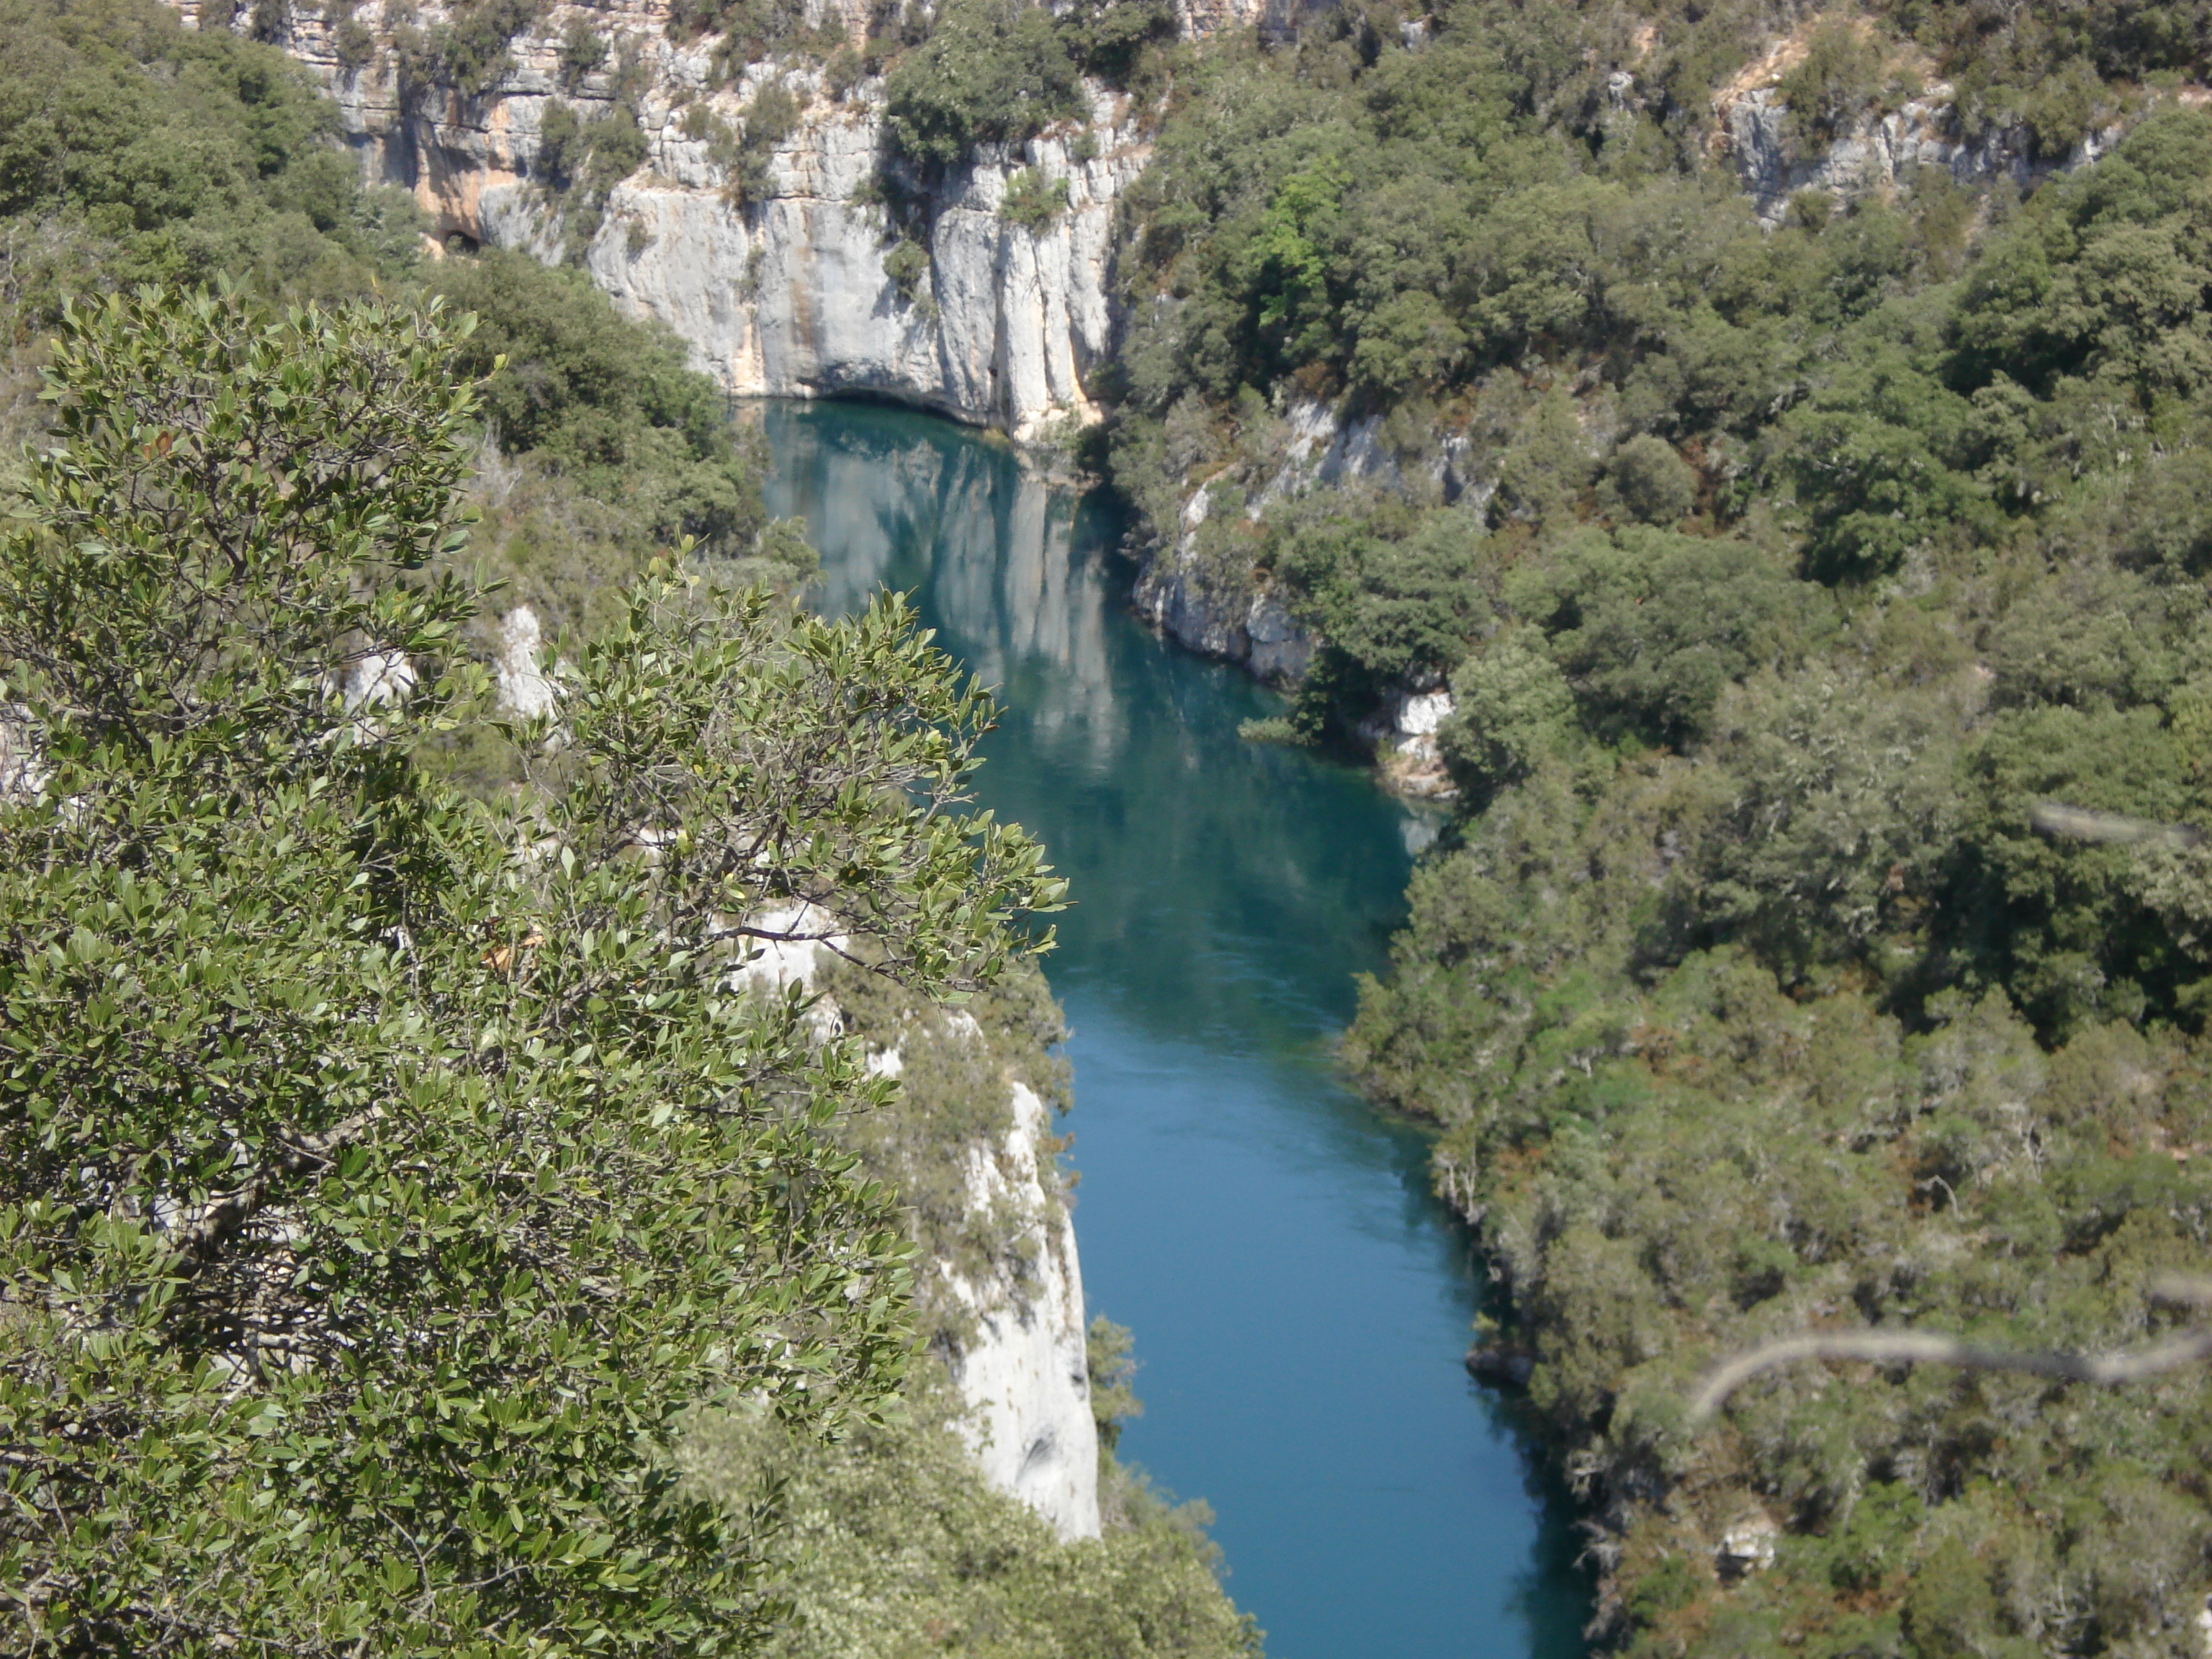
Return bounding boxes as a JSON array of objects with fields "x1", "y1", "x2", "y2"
[
  {"x1": 935, "y1": 1077, "x2": 1100, "y2": 1538},
  {"x1": 588, "y1": 83, "x2": 1143, "y2": 441},
  {"x1": 719, "y1": 907, "x2": 1101, "y2": 1540},
  {"x1": 1714, "y1": 82, "x2": 2042, "y2": 225},
  {"x1": 851, "y1": 1008, "x2": 1102, "y2": 1542},
  {"x1": 174, "y1": 0, "x2": 1149, "y2": 440}
]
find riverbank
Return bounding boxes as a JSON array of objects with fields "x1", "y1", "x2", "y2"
[{"x1": 766, "y1": 398, "x2": 1593, "y2": 1658}]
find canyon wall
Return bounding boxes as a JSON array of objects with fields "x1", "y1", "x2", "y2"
[
  {"x1": 934, "y1": 1077, "x2": 1100, "y2": 1539},
  {"x1": 586, "y1": 87, "x2": 1142, "y2": 441},
  {"x1": 176, "y1": 0, "x2": 1150, "y2": 440}
]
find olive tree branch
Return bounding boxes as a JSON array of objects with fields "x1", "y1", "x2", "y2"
[{"x1": 167, "y1": 1105, "x2": 385, "y2": 1272}]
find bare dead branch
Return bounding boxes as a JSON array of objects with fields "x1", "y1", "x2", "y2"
[
  {"x1": 2029, "y1": 800, "x2": 2203, "y2": 847},
  {"x1": 2150, "y1": 1273, "x2": 2212, "y2": 1307},
  {"x1": 1690, "y1": 1318, "x2": 2212, "y2": 1424}
]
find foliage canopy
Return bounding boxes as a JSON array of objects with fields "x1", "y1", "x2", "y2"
[
  {"x1": 1105, "y1": 5, "x2": 2212, "y2": 1650},
  {"x1": 0, "y1": 285, "x2": 1061, "y2": 1653}
]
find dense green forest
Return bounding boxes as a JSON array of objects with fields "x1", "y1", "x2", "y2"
[
  {"x1": 0, "y1": 2, "x2": 1254, "y2": 1652},
  {"x1": 24, "y1": 0, "x2": 2212, "y2": 1646},
  {"x1": 1090, "y1": 0, "x2": 2212, "y2": 1653}
]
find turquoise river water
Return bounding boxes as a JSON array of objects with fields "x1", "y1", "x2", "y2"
[{"x1": 762, "y1": 400, "x2": 1590, "y2": 1659}]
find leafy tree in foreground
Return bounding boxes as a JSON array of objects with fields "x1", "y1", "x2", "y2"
[{"x1": 0, "y1": 286, "x2": 1061, "y2": 1653}]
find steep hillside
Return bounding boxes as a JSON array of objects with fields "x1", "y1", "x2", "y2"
[{"x1": 0, "y1": 4, "x2": 1256, "y2": 1646}]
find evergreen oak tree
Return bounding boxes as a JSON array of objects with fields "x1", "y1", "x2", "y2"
[{"x1": 0, "y1": 286, "x2": 1062, "y2": 1654}]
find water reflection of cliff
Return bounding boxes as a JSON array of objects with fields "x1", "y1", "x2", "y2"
[
  {"x1": 758, "y1": 400, "x2": 1593, "y2": 1659},
  {"x1": 760, "y1": 403, "x2": 1124, "y2": 775},
  {"x1": 759, "y1": 397, "x2": 1419, "y2": 1049}
]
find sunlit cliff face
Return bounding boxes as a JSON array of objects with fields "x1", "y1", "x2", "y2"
[{"x1": 169, "y1": 0, "x2": 1171, "y2": 439}]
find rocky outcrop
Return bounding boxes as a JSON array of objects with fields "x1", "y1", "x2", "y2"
[
  {"x1": 855, "y1": 1030, "x2": 1100, "y2": 1540},
  {"x1": 1694, "y1": 23, "x2": 2193, "y2": 225},
  {"x1": 1367, "y1": 686, "x2": 1453, "y2": 799},
  {"x1": 175, "y1": 0, "x2": 1148, "y2": 441},
  {"x1": 1130, "y1": 551, "x2": 1314, "y2": 687},
  {"x1": 938, "y1": 1077, "x2": 1100, "y2": 1539},
  {"x1": 1129, "y1": 399, "x2": 1376, "y2": 684},
  {"x1": 0, "y1": 709, "x2": 42, "y2": 802},
  {"x1": 736, "y1": 928, "x2": 1101, "y2": 1539},
  {"x1": 1716, "y1": 83, "x2": 2048, "y2": 225},
  {"x1": 1129, "y1": 390, "x2": 1495, "y2": 685},
  {"x1": 493, "y1": 606, "x2": 559, "y2": 719},
  {"x1": 1173, "y1": 0, "x2": 1331, "y2": 42},
  {"x1": 1714, "y1": 1514, "x2": 1779, "y2": 1581}
]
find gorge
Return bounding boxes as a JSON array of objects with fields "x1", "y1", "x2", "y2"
[
  {"x1": 117, "y1": 0, "x2": 2212, "y2": 1645},
  {"x1": 765, "y1": 397, "x2": 1591, "y2": 1658}
]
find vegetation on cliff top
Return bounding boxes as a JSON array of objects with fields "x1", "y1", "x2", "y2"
[
  {"x1": 879, "y1": 0, "x2": 1174, "y2": 167},
  {"x1": 686, "y1": 1403, "x2": 1261, "y2": 1659},
  {"x1": 0, "y1": 0, "x2": 423, "y2": 323}
]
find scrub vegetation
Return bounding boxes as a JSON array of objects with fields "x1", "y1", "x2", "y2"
[
  {"x1": 0, "y1": 1, "x2": 1254, "y2": 1651},
  {"x1": 1097, "y1": 0, "x2": 2212, "y2": 1652},
  {"x1": 879, "y1": 0, "x2": 1174, "y2": 166},
  {"x1": 684, "y1": 1404, "x2": 1259, "y2": 1659}
]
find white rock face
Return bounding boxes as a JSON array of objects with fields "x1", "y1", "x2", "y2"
[
  {"x1": 1715, "y1": 1513, "x2": 1779, "y2": 1579},
  {"x1": 1133, "y1": 396, "x2": 1423, "y2": 682},
  {"x1": 939, "y1": 1079, "x2": 1100, "y2": 1539},
  {"x1": 1132, "y1": 556, "x2": 1309, "y2": 685},
  {"x1": 588, "y1": 86, "x2": 1148, "y2": 439},
  {"x1": 1395, "y1": 689, "x2": 1452, "y2": 739},
  {"x1": 1132, "y1": 479, "x2": 1318, "y2": 684},
  {"x1": 1173, "y1": 0, "x2": 1324, "y2": 40},
  {"x1": 172, "y1": 0, "x2": 1154, "y2": 441},
  {"x1": 719, "y1": 918, "x2": 1100, "y2": 1537},
  {"x1": 1345, "y1": 682, "x2": 1454, "y2": 798},
  {"x1": 0, "y1": 709, "x2": 43, "y2": 802},
  {"x1": 494, "y1": 606, "x2": 559, "y2": 719},
  {"x1": 1697, "y1": 27, "x2": 2185, "y2": 228},
  {"x1": 725, "y1": 902, "x2": 845, "y2": 997},
  {"x1": 343, "y1": 649, "x2": 417, "y2": 709},
  {"x1": 1245, "y1": 590, "x2": 1314, "y2": 683}
]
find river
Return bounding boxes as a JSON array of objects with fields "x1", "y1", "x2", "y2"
[{"x1": 761, "y1": 400, "x2": 1590, "y2": 1659}]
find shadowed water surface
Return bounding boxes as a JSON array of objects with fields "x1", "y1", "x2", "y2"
[{"x1": 760, "y1": 400, "x2": 1589, "y2": 1659}]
